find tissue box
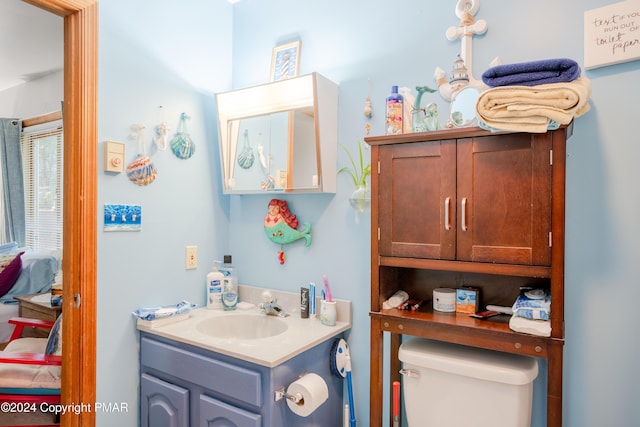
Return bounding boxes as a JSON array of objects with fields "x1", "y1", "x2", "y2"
[{"x1": 455, "y1": 288, "x2": 479, "y2": 314}]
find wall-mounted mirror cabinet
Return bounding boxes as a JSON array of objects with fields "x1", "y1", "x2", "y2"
[{"x1": 216, "y1": 73, "x2": 338, "y2": 194}]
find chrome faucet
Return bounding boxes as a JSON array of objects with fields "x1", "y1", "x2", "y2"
[{"x1": 258, "y1": 291, "x2": 289, "y2": 317}]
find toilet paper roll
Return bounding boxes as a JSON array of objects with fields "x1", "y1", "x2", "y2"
[{"x1": 286, "y1": 373, "x2": 329, "y2": 417}]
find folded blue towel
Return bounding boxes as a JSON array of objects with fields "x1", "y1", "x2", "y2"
[
  {"x1": 482, "y1": 58, "x2": 580, "y2": 87},
  {"x1": 132, "y1": 300, "x2": 195, "y2": 321},
  {"x1": 512, "y1": 288, "x2": 550, "y2": 321}
]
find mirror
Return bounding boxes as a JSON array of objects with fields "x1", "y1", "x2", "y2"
[
  {"x1": 217, "y1": 73, "x2": 338, "y2": 194},
  {"x1": 449, "y1": 86, "x2": 480, "y2": 127}
]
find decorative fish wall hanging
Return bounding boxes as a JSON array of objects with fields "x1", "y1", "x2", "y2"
[{"x1": 264, "y1": 199, "x2": 311, "y2": 264}]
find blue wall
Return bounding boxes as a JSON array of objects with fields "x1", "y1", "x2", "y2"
[
  {"x1": 96, "y1": 1, "x2": 233, "y2": 425},
  {"x1": 97, "y1": 1, "x2": 640, "y2": 426}
]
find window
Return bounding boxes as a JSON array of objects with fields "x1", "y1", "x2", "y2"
[{"x1": 21, "y1": 122, "x2": 63, "y2": 252}]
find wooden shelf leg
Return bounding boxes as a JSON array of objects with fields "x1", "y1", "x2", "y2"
[
  {"x1": 370, "y1": 317, "x2": 384, "y2": 427},
  {"x1": 547, "y1": 340, "x2": 564, "y2": 427}
]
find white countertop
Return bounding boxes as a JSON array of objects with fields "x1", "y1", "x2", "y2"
[{"x1": 137, "y1": 286, "x2": 351, "y2": 368}]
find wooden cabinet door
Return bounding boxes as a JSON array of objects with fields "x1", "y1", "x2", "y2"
[
  {"x1": 378, "y1": 140, "x2": 457, "y2": 259},
  {"x1": 456, "y1": 134, "x2": 552, "y2": 265}
]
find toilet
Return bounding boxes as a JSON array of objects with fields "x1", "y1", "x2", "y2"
[{"x1": 398, "y1": 337, "x2": 538, "y2": 427}]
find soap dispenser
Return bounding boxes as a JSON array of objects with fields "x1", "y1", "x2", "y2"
[
  {"x1": 220, "y1": 255, "x2": 238, "y2": 310},
  {"x1": 206, "y1": 261, "x2": 224, "y2": 309}
]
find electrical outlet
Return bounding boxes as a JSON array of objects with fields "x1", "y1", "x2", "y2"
[{"x1": 185, "y1": 246, "x2": 198, "y2": 269}]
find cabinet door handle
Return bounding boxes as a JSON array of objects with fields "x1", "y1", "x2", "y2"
[
  {"x1": 461, "y1": 197, "x2": 468, "y2": 232},
  {"x1": 444, "y1": 197, "x2": 451, "y2": 231}
]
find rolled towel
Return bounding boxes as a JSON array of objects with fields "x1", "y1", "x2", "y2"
[
  {"x1": 475, "y1": 77, "x2": 591, "y2": 133},
  {"x1": 482, "y1": 58, "x2": 581, "y2": 87}
]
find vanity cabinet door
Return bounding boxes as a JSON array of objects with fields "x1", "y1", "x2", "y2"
[
  {"x1": 140, "y1": 374, "x2": 189, "y2": 427},
  {"x1": 378, "y1": 140, "x2": 457, "y2": 259},
  {"x1": 456, "y1": 134, "x2": 552, "y2": 265},
  {"x1": 199, "y1": 394, "x2": 262, "y2": 427}
]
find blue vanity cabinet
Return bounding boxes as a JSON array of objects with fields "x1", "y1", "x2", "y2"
[
  {"x1": 140, "y1": 373, "x2": 189, "y2": 426},
  {"x1": 199, "y1": 394, "x2": 261, "y2": 427},
  {"x1": 139, "y1": 331, "x2": 343, "y2": 427}
]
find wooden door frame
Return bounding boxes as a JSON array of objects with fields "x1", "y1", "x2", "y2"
[{"x1": 23, "y1": 1, "x2": 97, "y2": 425}]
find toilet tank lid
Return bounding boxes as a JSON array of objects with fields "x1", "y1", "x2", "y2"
[{"x1": 399, "y1": 338, "x2": 538, "y2": 385}]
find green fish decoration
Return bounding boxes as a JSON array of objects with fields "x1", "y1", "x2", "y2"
[{"x1": 264, "y1": 199, "x2": 312, "y2": 247}]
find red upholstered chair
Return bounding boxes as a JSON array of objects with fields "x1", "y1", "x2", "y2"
[{"x1": 0, "y1": 316, "x2": 62, "y2": 427}]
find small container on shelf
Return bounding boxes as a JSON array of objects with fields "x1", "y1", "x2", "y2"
[{"x1": 455, "y1": 287, "x2": 479, "y2": 314}]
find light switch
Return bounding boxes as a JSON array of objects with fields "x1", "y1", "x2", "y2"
[
  {"x1": 275, "y1": 169, "x2": 288, "y2": 189},
  {"x1": 104, "y1": 141, "x2": 125, "y2": 173}
]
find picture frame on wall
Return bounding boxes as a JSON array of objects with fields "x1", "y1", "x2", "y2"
[{"x1": 270, "y1": 40, "x2": 301, "y2": 82}]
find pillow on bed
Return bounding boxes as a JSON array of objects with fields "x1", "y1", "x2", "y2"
[
  {"x1": 0, "y1": 253, "x2": 59, "y2": 303},
  {"x1": 0, "y1": 252, "x2": 24, "y2": 298}
]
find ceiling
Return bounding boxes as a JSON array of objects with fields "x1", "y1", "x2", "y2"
[{"x1": 0, "y1": 0, "x2": 63, "y2": 92}]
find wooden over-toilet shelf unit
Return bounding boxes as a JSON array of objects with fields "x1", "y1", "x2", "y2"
[{"x1": 365, "y1": 123, "x2": 571, "y2": 427}]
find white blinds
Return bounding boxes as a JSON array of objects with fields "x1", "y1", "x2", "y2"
[{"x1": 20, "y1": 122, "x2": 63, "y2": 252}]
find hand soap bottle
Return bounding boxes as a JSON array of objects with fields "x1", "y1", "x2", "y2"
[
  {"x1": 220, "y1": 255, "x2": 238, "y2": 311},
  {"x1": 385, "y1": 85, "x2": 404, "y2": 135},
  {"x1": 206, "y1": 261, "x2": 224, "y2": 309}
]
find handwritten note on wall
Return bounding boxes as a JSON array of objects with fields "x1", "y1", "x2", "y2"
[{"x1": 584, "y1": 1, "x2": 640, "y2": 69}]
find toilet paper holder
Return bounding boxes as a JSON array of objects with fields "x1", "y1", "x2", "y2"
[
  {"x1": 274, "y1": 387, "x2": 303, "y2": 404},
  {"x1": 275, "y1": 371, "x2": 308, "y2": 404}
]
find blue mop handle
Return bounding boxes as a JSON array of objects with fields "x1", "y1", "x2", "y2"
[{"x1": 347, "y1": 371, "x2": 356, "y2": 427}]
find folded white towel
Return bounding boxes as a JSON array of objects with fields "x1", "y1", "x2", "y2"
[
  {"x1": 509, "y1": 315, "x2": 551, "y2": 337},
  {"x1": 476, "y1": 77, "x2": 592, "y2": 133}
]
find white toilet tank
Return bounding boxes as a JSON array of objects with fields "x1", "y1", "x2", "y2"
[{"x1": 399, "y1": 338, "x2": 538, "y2": 427}]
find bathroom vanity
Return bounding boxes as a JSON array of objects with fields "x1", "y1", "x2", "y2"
[
  {"x1": 139, "y1": 333, "x2": 342, "y2": 427},
  {"x1": 137, "y1": 288, "x2": 351, "y2": 427},
  {"x1": 365, "y1": 124, "x2": 571, "y2": 427}
]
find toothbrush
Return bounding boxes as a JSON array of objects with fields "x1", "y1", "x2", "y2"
[
  {"x1": 309, "y1": 282, "x2": 316, "y2": 317},
  {"x1": 322, "y1": 275, "x2": 333, "y2": 302}
]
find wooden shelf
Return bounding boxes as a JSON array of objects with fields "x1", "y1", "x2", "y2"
[
  {"x1": 379, "y1": 256, "x2": 551, "y2": 278},
  {"x1": 371, "y1": 309, "x2": 560, "y2": 358}
]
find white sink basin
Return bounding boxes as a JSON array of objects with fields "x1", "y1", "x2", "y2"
[
  {"x1": 196, "y1": 314, "x2": 288, "y2": 339},
  {"x1": 137, "y1": 286, "x2": 352, "y2": 367}
]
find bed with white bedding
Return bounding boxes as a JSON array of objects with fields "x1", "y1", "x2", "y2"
[{"x1": 0, "y1": 251, "x2": 60, "y2": 343}]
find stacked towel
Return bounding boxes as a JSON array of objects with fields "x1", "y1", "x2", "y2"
[
  {"x1": 508, "y1": 288, "x2": 551, "y2": 337},
  {"x1": 509, "y1": 316, "x2": 551, "y2": 337},
  {"x1": 512, "y1": 288, "x2": 550, "y2": 320},
  {"x1": 475, "y1": 77, "x2": 591, "y2": 133},
  {"x1": 482, "y1": 58, "x2": 581, "y2": 87}
]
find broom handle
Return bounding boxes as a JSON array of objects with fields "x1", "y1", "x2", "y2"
[{"x1": 347, "y1": 371, "x2": 356, "y2": 427}]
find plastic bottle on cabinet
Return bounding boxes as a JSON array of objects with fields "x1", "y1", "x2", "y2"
[
  {"x1": 385, "y1": 85, "x2": 404, "y2": 135},
  {"x1": 220, "y1": 255, "x2": 238, "y2": 311},
  {"x1": 206, "y1": 261, "x2": 224, "y2": 309}
]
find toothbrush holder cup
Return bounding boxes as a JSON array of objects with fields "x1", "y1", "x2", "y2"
[{"x1": 320, "y1": 300, "x2": 337, "y2": 326}]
